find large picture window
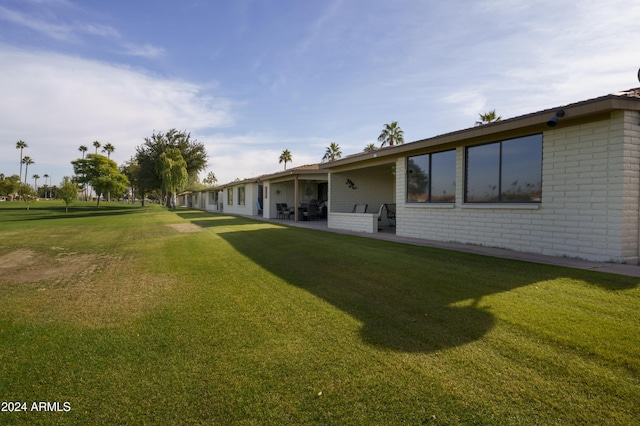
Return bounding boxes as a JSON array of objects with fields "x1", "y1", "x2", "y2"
[
  {"x1": 227, "y1": 188, "x2": 233, "y2": 205},
  {"x1": 407, "y1": 149, "x2": 456, "y2": 203},
  {"x1": 465, "y1": 134, "x2": 542, "y2": 203}
]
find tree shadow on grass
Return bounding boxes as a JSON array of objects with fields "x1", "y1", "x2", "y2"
[
  {"x1": 176, "y1": 212, "x2": 640, "y2": 353},
  {"x1": 0, "y1": 205, "x2": 145, "y2": 222}
]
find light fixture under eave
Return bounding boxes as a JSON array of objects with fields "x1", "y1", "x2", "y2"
[{"x1": 547, "y1": 109, "x2": 565, "y2": 127}]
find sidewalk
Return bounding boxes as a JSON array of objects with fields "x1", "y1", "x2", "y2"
[{"x1": 262, "y1": 216, "x2": 640, "y2": 278}]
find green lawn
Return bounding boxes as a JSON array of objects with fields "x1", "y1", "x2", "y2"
[{"x1": 1, "y1": 201, "x2": 638, "y2": 425}]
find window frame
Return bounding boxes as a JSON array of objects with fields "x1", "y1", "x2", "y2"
[
  {"x1": 464, "y1": 134, "x2": 542, "y2": 204},
  {"x1": 227, "y1": 188, "x2": 233, "y2": 205},
  {"x1": 406, "y1": 149, "x2": 456, "y2": 204}
]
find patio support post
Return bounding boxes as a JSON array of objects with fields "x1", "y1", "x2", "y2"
[{"x1": 294, "y1": 176, "x2": 299, "y2": 222}]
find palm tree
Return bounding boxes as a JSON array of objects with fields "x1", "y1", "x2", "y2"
[
  {"x1": 378, "y1": 121, "x2": 404, "y2": 147},
  {"x1": 16, "y1": 140, "x2": 28, "y2": 183},
  {"x1": 33, "y1": 174, "x2": 40, "y2": 191},
  {"x1": 364, "y1": 143, "x2": 377, "y2": 152},
  {"x1": 79, "y1": 145, "x2": 88, "y2": 200},
  {"x1": 102, "y1": 143, "x2": 115, "y2": 159},
  {"x1": 279, "y1": 149, "x2": 292, "y2": 170},
  {"x1": 43, "y1": 173, "x2": 50, "y2": 198},
  {"x1": 22, "y1": 156, "x2": 34, "y2": 184},
  {"x1": 93, "y1": 140, "x2": 101, "y2": 154},
  {"x1": 322, "y1": 142, "x2": 342, "y2": 162},
  {"x1": 475, "y1": 110, "x2": 502, "y2": 126}
]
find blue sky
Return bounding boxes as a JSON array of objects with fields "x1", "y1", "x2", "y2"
[{"x1": 1, "y1": 0, "x2": 639, "y2": 187}]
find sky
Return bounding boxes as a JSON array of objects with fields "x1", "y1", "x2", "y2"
[{"x1": 1, "y1": 0, "x2": 639, "y2": 187}]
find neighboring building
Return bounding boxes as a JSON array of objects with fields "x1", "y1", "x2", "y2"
[
  {"x1": 218, "y1": 177, "x2": 262, "y2": 216},
  {"x1": 323, "y1": 88, "x2": 640, "y2": 263},
  {"x1": 178, "y1": 189, "x2": 220, "y2": 211},
  {"x1": 261, "y1": 164, "x2": 328, "y2": 220}
]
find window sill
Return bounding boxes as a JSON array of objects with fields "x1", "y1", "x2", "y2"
[
  {"x1": 461, "y1": 203, "x2": 540, "y2": 210},
  {"x1": 405, "y1": 203, "x2": 455, "y2": 209}
]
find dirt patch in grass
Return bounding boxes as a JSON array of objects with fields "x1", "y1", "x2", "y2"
[
  {"x1": 0, "y1": 248, "x2": 173, "y2": 328},
  {"x1": 0, "y1": 248, "x2": 99, "y2": 284},
  {"x1": 166, "y1": 223, "x2": 202, "y2": 233}
]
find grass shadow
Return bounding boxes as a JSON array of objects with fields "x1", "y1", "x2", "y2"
[
  {"x1": 175, "y1": 210, "x2": 640, "y2": 353},
  {"x1": 0, "y1": 204, "x2": 145, "y2": 222}
]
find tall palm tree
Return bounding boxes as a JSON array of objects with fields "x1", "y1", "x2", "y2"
[
  {"x1": 16, "y1": 140, "x2": 28, "y2": 183},
  {"x1": 93, "y1": 140, "x2": 101, "y2": 154},
  {"x1": 22, "y1": 156, "x2": 34, "y2": 184},
  {"x1": 364, "y1": 143, "x2": 377, "y2": 152},
  {"x1": 279, "y1": 149, "x2": 292, "y2": 170},
  {"x1": 78, "y1": 145, "x2": 88, "y2": 200},
  {"x1": 378, "y1": 121, "x2": 404, "y2": 147},
  {"x1": 475, "y1": 110, "x2": 502, "y2": 126},
  {"x1": 102, "y1": 142, "x2": 115, "y2": 159},
  {"x1": 32, "y1": 174, "x2": 40, "y2": 191},
  {"x1": 322, "y1": 142, "x2": 342, "y2": 162},
  {"x1": 43, "y1": 173, "x2": 50, "y2": 199}
]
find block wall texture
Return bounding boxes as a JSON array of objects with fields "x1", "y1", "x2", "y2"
[
  {"x1": 395, "y1": 111, "x2": 640, "y2": 263},
  {"x1": 330, "y1": 168, "x2": 395, "y2": 213}
]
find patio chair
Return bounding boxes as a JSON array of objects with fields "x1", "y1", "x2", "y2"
[
  {"x1": 304, "y1": 202, "x2": 319, "y2": 221},
  {"x1": 256, "y1": 201, "x2": 263, "y2": 215},
  {"x1": 281, "y1": 203, "x2": 294, "y2": 220},
  {"x1": 384, "y1": 203, "x2": 396, "y2": 227},
  {"x1": 351, "y1": 204, "x2": 368, "y2": 213},
  {"x1": 276, "y1": 203, "x2": 287, "y2": 219}
]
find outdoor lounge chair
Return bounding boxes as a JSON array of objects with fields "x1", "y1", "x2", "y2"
[{"x1": 256, "y1": 201, "x2": 263, "y2": 215}]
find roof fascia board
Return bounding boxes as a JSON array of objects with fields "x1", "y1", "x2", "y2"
[{"x1": 324, "y1": 95, "x2": 640, "y2": 169}]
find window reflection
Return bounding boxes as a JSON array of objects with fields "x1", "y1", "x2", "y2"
[
  {"x1": 465, "y1": 134, "x2": 542, "y2": 203},
  {"x1": 407, "y1": 150, "x2": 455, "y2": 203}
]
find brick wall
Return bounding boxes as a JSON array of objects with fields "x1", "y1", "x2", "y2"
[{"x1": 394, "y1": 111, "x2": 640, "y2": 263}]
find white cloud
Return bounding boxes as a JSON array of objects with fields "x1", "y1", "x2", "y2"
[
  {"x1": 0, "y1": 46, "x2": 234, "y2": 183},
  {"x1": 201, "y1": 133, "x2": 326, "y2": 184}
]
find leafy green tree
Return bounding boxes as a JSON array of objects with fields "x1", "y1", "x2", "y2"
[
  {"x1": 279, "y1": 149, "x2": 292, "y2": 170},
  {"x1": 322, "y1": 142, "x2": 342, "y2": 162},
  {"x1": 203, "y1": 171, "x2": 217, "y2": 186},
  {"x1": 59, "y1": 177, "x2": 79, "y2": 213},
  {"x1": 16, "y1": 140, "x2": 28, "y2": 183},
  {"x1": 0, "y1": 174, "x2": 20, "y2": 200},
  {"x1": 134, "y1": 129, "x2": 208, "y2": 206},
  {"x1": 18, "y1": 183, "x2": 36, "y2": 210},
  {"x1": 72, "y1": 154, "x2": 129, "y2": 207},
  {"x1": 120, "y1": 157, "x2": 140, "y2": 204},
  {"x1": 475, "y1": 110, "x2": 502, "y2": 126},
  {"x1": 378, "y1": 121, "x2": 404, "y2": 147},
  {"x1": 155, "y1": 148, "x2": 188, "y2": 209}
]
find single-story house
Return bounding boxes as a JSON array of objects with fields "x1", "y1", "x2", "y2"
[
  {"x1": 178, "y1": 188, "x2": 220, "y2": 211},
  {"x1": 323, "y1": 88, "x2": 640, "y2": 263},
  {"x1": 260, "y1": 164, "x2": 329, "y2": 221},
  {"x1": 209, "y1": 164, "x2": 329, "y2": 221}
]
